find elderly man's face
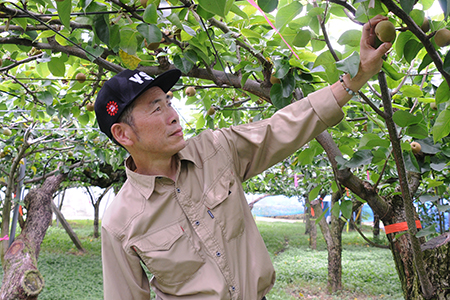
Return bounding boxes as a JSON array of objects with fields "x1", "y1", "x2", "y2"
[{"x1": 127, "y1": 86, "x2": 186, "y2": 158}]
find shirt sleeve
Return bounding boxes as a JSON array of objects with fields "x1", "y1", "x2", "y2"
[
  {"x1": 217, "y1": 86, "x2": 344, "y2": 181},
  {"x1": 102, "y1": 226, "x2": 151, "y2": 300}
]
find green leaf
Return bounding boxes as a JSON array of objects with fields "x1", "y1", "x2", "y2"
[
  {"x1": 336, "y1": 51, "x2": 360, "y2": 78},
  {"x1": 406, "y1": 123, "x2": 428, "y2": 139},
  {"x1": 56, "y1": 0, "x2": 72, "y2": 29},
  {"x1": 292, "y1": 30, "x2": 311, "y2": 47},
  {"x1": 438, "y1": 0, "x2": 450, "y2": 20},
  {"x1": 297, "y1": 148, "x2": 314, "y2": 166},
  {"x1": 281, "y1": 72, "x2": 295, "y2": 98},
  {"x1": 444, "y1": 50, "x2": 450, "y2": 74},
  {"x1": 436, "y1": 204, "x2": 450, "y2": 212},
  {"x1": 337, "y1": 30, "x2": 362, "y2": 47},
  {"x1": 167, "y1": 13, "x2": 183, "y2": 29},
  {"x1": 34, "y1": 30, "x2": 56, "y2": 41},
  {"x1": 401, "y1": 85, "x2": 423, "y2": 97},
  {"x1": 393, "y1": 110, "x2": 422, "y2": 127},
  {"x1": 417, "y1": 137, "x2": 441, "y2": 154},
  {"x1": 120, "y1": 28, "x2": 139, "y2": 55},
  {"x1": 315, "y1": 208, "x2": 328, "y2": 224},
  {"x1": 85, "y1": 45, "x2": 104, "y2": 62},
  {"x1": 382, "y1": 61, "x2": 404, "y2": 81},
  {"x1": 418, "y1": 54, "x2": 433, "y2": 73},
  {"x1": 274, "y1": 58, "x2": 290, "y2": 78},
  {"x1": 404, "y1": 40, "x2": 423, "y2": 64},
  {"x1": 143, "y1": 4, "x2": 158, "y2": 24},
  {"x1": 197, "y1": 0, "x2": 230, "y2": 18},
  {"x1": 196, "y1": 114, "x2": 206, "y2": 129},
  {"x1": 184, "y1": 49, "x2": 198, "y2": 64},
  {"x1": 331, "y1": 202, "x2": 340, "y2": 218},
  {"x1": 93, "y1": 14, "x2": 109, "y2": 45},
  {"x1": 308, "y1": 185, "x2": 321, "y2": 201},
  {"x1": 137, "y1": 23, "x2": 162, "y2": 44},
  {"x1": 38, "y1": 91, "x2": 54, "y2": 106},
  {"x1": 404, "y1": 151, "x2": 420, "y2": 172},
  {"x1": 230, "y1": 4, "x2": 248, "y2": 19},
  {"x1": 109, "y1": 24, "x2": 120, "y2": 51},
  {"x1": 419, "y1": 195, "x2": 439, "y2": 203},
  {"x1": 270, "y1": 84, "x2": 291, "y2": 109},
  {"x1": 359, "y1": 133, "x2": 390, "y2": 149},
  {"x1": 436, "y1": 81, "x2": 450, "y2": 104},
  {"x1": 275, "y1": 2, "x2": 303, "y2": 31},
  {"x1": 78, "y1": 114, "x2": 90, "y2": 126},
  {"x1": 346, "y1": 150, "x2": 373, "y2": 168},
  {"x1": 173, "y1": 54, "x2": 194, "y2": 74},
  {"x1": 433, "y1": 109, "x2": 450, "y2": 142},
  {"x1": 400, "y1": 0, "x2": 415, "y2": 14},
  {"x1": 48, "y1": 56, "x2": 67, "y2": 77},
  {"x1": 416, "y1": 224, "x2": 436, "y2": 238},
  {"x1": 258, "y1": 0, "x2": 278, "y2": 13},
  {"x1": 395, "y1": 31, "x2": 414, "y2": 60},
  {"x1": 340, "y1": 200, "x2": 353, "y2": 220}
]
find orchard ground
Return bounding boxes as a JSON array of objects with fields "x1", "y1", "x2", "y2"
[{"x1": 0, "y1": 188, "x2": 401, "y2": 299}]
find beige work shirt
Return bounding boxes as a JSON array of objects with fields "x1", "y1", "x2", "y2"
[{"x1": 101, "y1": 86, "x2": 344, "y2": 300}]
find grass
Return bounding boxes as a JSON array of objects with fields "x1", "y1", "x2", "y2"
[{"x1": 0, "y1": 219, "x2": 403, "y2": 299}]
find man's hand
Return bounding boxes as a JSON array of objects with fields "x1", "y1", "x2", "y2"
[
  {"x1": 357, "y1": 15, "x2": 393, "y2": 83},
  {"x1": 331, "y1": 15, "x2": 392, "y2": 107}
]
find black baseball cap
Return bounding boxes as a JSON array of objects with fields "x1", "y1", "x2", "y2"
[{"x1": 95, "y1": 69, "x2": 181, "y2": 141}]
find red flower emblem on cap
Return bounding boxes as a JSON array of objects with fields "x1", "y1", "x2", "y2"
[{"x1": 106, "y1": 101, "x2": 119, "y2": 116}]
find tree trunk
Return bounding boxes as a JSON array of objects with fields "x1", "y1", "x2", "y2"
[
  {"x1": 384, "y1": 194, "x2": 430, "y2": 300},
  {"x1": 93, "y1": 202, "x2": 100, "y2": 239},
  {"x1": 373, "y1": 212, "x2": 380, "y2": 240},
  {"x1": 421, "y1": 232, "x2": 450, "y2": 299},
  {"x1": 305, "y1": 206, "x2": 311, "y2": 235},
  {"x1": 309, "y1": 214, "x2": 317, "y2": 250},
  {"x1": 0, "y1": 173, "x2": 66, "y2": 300},
  {"x1": 311, "y1": 193, "x2": 344, "y2": 293}
]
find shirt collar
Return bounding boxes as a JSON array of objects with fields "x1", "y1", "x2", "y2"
[
  {"x1": 124, "y1": 144, "x2": 200, "y2": 199},
  {"x1": 124, "y1": 156, "x2": 156, "y2": 199}
]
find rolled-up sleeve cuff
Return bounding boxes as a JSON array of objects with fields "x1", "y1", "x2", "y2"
[{"x1": 307, "y1": 86, "x2": 344, "y2": 127}]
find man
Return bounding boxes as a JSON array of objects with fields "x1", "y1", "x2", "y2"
[{"x1": 95, "y1": 15, "x2": 391, "y2": 300}]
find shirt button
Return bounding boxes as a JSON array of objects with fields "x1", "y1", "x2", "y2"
[
  {"x1": 176, "y1": 188, "x2": 181, "y2": 193},
  {"x1": 195, "y1": 221, "x2": 200, "y2": 226},
  {"x1": 216, "y1": 252, "x2": 221, "y2": 257},
  {"x1": 231, "y1": 286, "x2": 236, "y2": 292}
]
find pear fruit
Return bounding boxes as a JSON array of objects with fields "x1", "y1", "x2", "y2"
[
  {"x1": 270, "y1": 75, "x2": 281, "y2": 84},
  {"x1": 434, "y1": 28, "x2": 450, "y2": 47},
  {"x1": 411, "y1": 141, "x2": 422, "y2": 154},
  {"x1": 167, "y1": 91, "x2": 173, "y2": 98},
  {"x1": 141, "y1": 0, "x2": 148, "y2": 8},
  {"x1": 430, "y1": 101, "x2": 437, "y2": 110},
  {"x1": 375, "y1": 20, "x2": 396, "y2": 43},
  {"x1": 185, "y1": 86, "x2": 196, "y2": 97},
  {"x1": 86, "y1": 102, "x2": 95, "y2": 111},
  {"x1": 421, "y1": 18, "x2": 430, "y2": 33},
  {"x1": 2, "y1": 128, "x2": 12, "y2": 136},
  {"x1": 207, "y1": 107, "x2": 215, "y2": 116},
  {"x1": 76, "y1": 73, "x2": 86, "y2": 83}
]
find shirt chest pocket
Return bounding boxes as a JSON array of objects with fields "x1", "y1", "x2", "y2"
[
  {"x1": 204, "y1": 170, "x2": 245, "y2": 241},
  {"x1": 132, "y1": 223, "x2": 205, "y2": 286}
]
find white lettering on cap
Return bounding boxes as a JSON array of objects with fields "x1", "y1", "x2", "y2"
[{"x1": 128, "y1": 72, "x2": 153, "y2": 84}]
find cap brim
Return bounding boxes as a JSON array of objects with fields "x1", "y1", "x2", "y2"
[{"x1": 142, "y1": 69, "x2": 182, "y2": 95}]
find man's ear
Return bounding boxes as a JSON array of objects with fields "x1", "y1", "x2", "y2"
[{"x1": 111, "y1": 123, "x2": 133, "y2": 147}]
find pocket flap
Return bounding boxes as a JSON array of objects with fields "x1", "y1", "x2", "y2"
[
  {"x1": 204, "y1": 170, "x2": 235, "y2": 209},
  {"x1": 135, "y1": 224, "x2": 183, "y2": 251}
]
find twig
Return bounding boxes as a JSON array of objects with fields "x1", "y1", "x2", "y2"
[{"x1": 350, "y1": 218, "x2": 389, "y2": 248}]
